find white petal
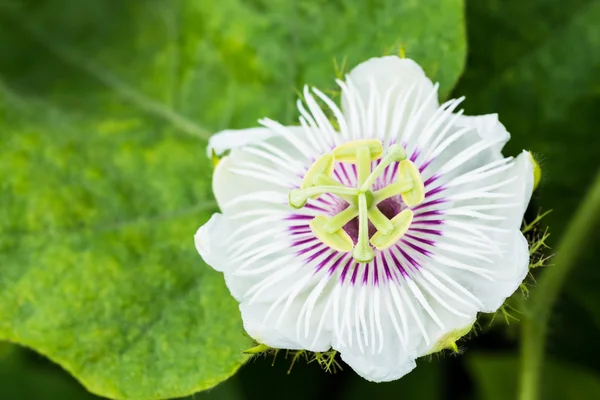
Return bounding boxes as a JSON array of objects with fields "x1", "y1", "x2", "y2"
[
  {"x1": 240, "y1": 302, "x2": 305, "y2": 350},
  {"x1": 435, "y1": 229, "x2": 529, "y2": 313},
  {"x1": 240, "y1": 300, "x2": 332, "y2": 352},
  {"x1": 194, "y1": 213, "x2": 234, "y2": 272},
  {"x1": 341, "y1": 56, "x2": 439, "y2": 145},
  {"x1": 329, "y1": 263, "x2": 426, "y2": 382},
  {"x1": 195, "y1": 210, "x2": 305, "y2": 303},
  {"x1": 418, "y1": 125, "x2": 503, "y2": 185},
  {"x1": 337, "y1": 339, "x2": 417, "y2": 382},
  {"x1": 211, "y1": 124, "x2": 324, "y2": 218},
  {"x1": 206, "y1": 127, "x2": 276, "y2": 157},
  {"x1": 444, "y1": 150, "x2": 533, "y2": 230},
  {"x1": 344, "y1": 56, "x2": 437, "y2": 113},
  {"x1": 501, "y1": 151, "x2": 535, "y2": 229},
  {"x1": 410, "y1": 267, "x2": 478, "y2": 355},
  {"x1": 418, "y1": 149, "x2": 533, "y2": 313},
  {"x1": 194, "y1": 213, "x2": 273, "y2": 303},
  {"x1": 213, "y1": 151, "x2": 295, "y2": 217},
  {"x1": 455, "y1": 113, "x2": 510, "y2": 159},
  {"x1": 479, "y1": 229, "x2": 530, "y2": 311}
]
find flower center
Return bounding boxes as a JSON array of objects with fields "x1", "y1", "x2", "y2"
[
  {"x1": 288, "y1": 139, "x2": 425, "y2": 264},
  {"x1": 340, "y1": 195, "x2": 403, "y2": 242}
]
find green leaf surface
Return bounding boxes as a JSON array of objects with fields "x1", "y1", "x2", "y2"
[
  {"x1": 0, "y1": 85, "x2": 251, "y2": 400},
  {"x1": 454, "y1": 0, "x2": 600, "y2": 372},
  {"x1": 1, "y1": 0, "x2": 465, "y2": 132},
  {"x1": 0, "y1": 0, "x2": 466, "y2": 399},
  {"x1": 468, "y1": 353, "x2": 600, "y2": 400}
]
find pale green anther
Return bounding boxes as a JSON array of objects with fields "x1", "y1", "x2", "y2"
[
  {"x1": 370, "y1": 209, "x2": 414, "y2": 250},
  {"x1": 367, "y1": 207, "x2": 394, "y2": 235},
  {"x1": 360, "y1": 144, "x2": 407, "y2": 191},
  {"x1": 332, "y1": 139, "x2": 383, "y2": 163},
  {"x1": 289, "y1": 186, "x2": 359, "y2": 209},
  {"x1": 310, "y1": 215, "x2": 354, "y2": 252},
  {"x1": 324, "y1": 206, "x2": 359, "y2": 233},
  {"x1": 301, "y1": 153, "x2": 335, "y2": 191},
  {"x1": 372, "y1": 180, "x2": 414, "y2": 204},
  {"x1": 352, "y1": 193, "x2": 375, "y2": 263},
  {"x1": 398, "y1": 160, "x2": 425, "y2": 207}
]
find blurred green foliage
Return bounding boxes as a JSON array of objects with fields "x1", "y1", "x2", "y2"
[
  {"x1": 0, "y1": 343, "x2": 97, "y2": 400},
  {"x1": 455, "y1": 0, "x2": 600, "y2": 382},
  {"x1": 468, "y1": 354, "x2": 600, "y2": 400},
  {"x1": 0, "y1": 0, "x2": 599, "y2": 399}
]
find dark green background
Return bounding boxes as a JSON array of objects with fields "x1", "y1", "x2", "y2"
[{"x1": 1, "y1": 0, "x2": 600, "y2": 399}]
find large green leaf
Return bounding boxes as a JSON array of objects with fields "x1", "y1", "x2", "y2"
[
  {"x1": 0, "y1": 84, "x2": 250, "y2": 400},
  {"x1": 454, "y1": 0, "x2": 600, "y2": 372},
  {"x1": 1, "y1": 0, "x2": 465, "y2": 131},
  {"x1": 468, "y1": 353, "x2": 600, "y2": 400},
  {"x1": 0, "y1": 0, "x2": 466, "y2": 399}
]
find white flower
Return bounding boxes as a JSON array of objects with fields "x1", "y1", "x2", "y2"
[{"x1": 195, "y1": 56, "x2": 534, "y2": 382}]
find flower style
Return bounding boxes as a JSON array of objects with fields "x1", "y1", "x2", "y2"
[{"x1": 195, "y1": 56, "x2": 534, "y2": 382}]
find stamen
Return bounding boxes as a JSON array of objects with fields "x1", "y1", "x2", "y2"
[
  {"x1": 310, "y1": 216, "x2": 354, "y2": 252},
  {"x1": 370, "y1": 210, "x2": 414, "y2": 250},
  {"x1": 301, "y1": 153, "x2": 335, "y2": 191},
  {"x1": 289, "y1": 186, "x2": 359, "y2": 209},
  {"x1": 324, "y1": 206, "x2": 359, "y2": 233},
  {"x1": 299, "y1": 153, "x2": 345, "y2": 201},
  {"x1": 360, "y1": 144, "x2": 407, "y2": 191},
  {"x1": 352, "y1": 193, "x2": 375, "y2": 263},
  {"x1": 332, "y1": 139, "x2": 383, "y2": 163},
  {"x1": 397, "y1": 160, "x2": 425, "y2": 207}
]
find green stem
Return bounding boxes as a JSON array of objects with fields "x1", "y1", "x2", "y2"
[{"x1": 519, "y1": 169, "x2": 600, "y2": 400}]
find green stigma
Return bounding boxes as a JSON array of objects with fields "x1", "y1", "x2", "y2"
[{"x1": 289, "y1": 140, "x2": 425, "y2": 263}]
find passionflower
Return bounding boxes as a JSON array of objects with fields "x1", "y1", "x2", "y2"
[{"x1": 195, "y1": 56, "x2": 534, "y2": 382}]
